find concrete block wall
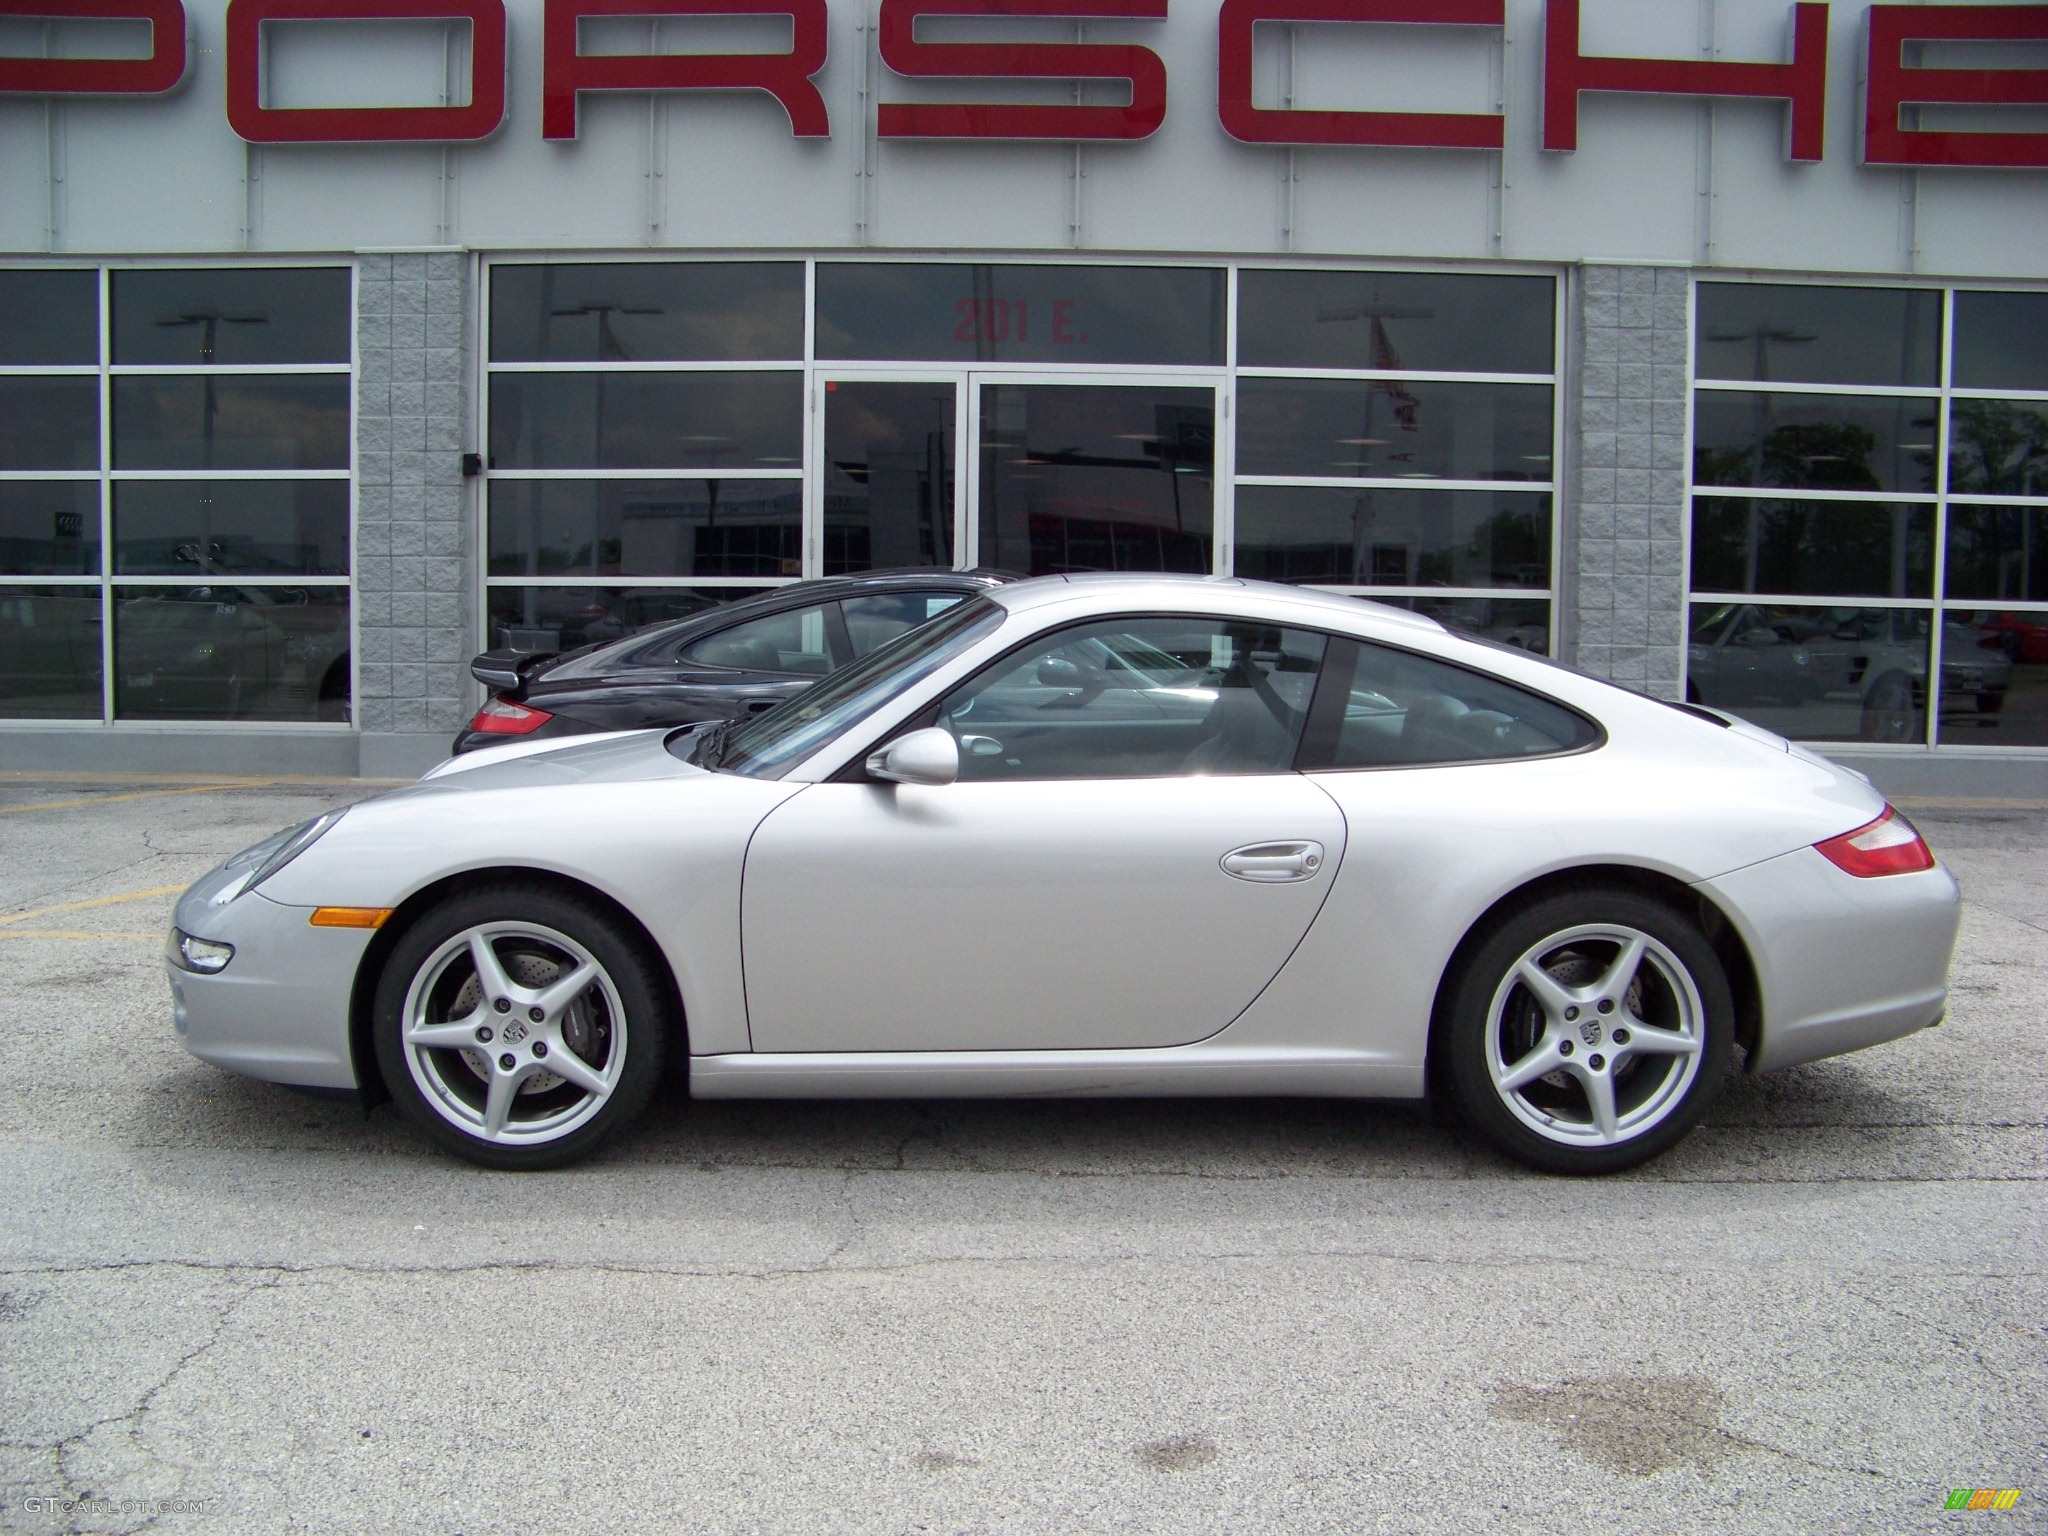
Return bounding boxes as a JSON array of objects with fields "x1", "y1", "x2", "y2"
[
  {"x1": 1567, "y1": 264, "x2": 1690, "y2": 701},
  {"x1": 354, "y1": 252, "x2": 477, "y2": 777}
]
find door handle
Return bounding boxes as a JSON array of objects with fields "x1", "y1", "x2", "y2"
[{"x1": 1220, "y1": 841, "x2": 1325, "y2": 883}]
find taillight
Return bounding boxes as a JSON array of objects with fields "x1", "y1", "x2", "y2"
[
  {"x1": 1815, "y1": 807, "x2": 1935, "y2": 877},
  {"x1": 468, "y1": 697, "x2": 553, "y2": 736}
]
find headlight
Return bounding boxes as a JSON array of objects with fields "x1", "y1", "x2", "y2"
[
  {"x1": 213, "y1": 808, "x2": 348, "y2": 903},
  {"x1": 171, "y1": 929, "x2": 235, "y2": 973}
]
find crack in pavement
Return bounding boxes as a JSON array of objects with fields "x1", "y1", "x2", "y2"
[{"x1": 31, "y1": 1270, "x2": 285, "y2": 1536}]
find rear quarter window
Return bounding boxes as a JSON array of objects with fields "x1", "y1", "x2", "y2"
[{"x1": 1318, "y1": 639, "x2": 1599, "y2": 768}]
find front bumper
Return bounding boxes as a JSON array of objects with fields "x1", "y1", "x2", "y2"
[
  {"x1": 1697, "y1": 845, "x2": 1962, "y2": 1074},
  {"x1": 167, "y1": 865, "x2": 372, "y2": 1090}
]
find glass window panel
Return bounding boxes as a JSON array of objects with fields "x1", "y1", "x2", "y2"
[
  {"x1": 822, "y1": 380, "x2": 955, "y2": 575},
  {"x1": 1690, "y1": 498, "x2": 1933, "y2": 599},
  {"x1": 1238, "y1": 270, "x2": 1554, "y2": 374},
  {"x1": 841, "y1": 591, "x2": 966, "y2": 657},
  {"x1": 1947, "y1": 505, "x2": 2048, "y2": 603},
  {"x1": 0, "y1": 586, "x2": 103, "y2": 718},
  {"x1": 816, "y1": 263, "x2": 1225, "y2": 366},
  {"x1": 1937, "y1": 609, "x2": 2048, "y2": 747},
  {"x1": 978, "y1": 384, "x2": 1213, "y2": 578},
  {"x1": 1695, "y1": 283, "x2": 1941, "y2": 387},
  {"x1": 488, "y1": 372, "x2": 801, "y2": 470},
  {"x1": 1937, "y1": 610, "x2": 2041, "y2": 745},
  {"x1": 112, "y1": 268, "x2": 350, "y2": 365},
  {"x1": 682, "y1": 603, "x2": 837, "y2": 676},
  {"x1": 112, "y1": 376, "x2": 349, "y2": 470},
  {"x1": 1692, "y1": 391, "x2": 1938, "y2": 493},
  {"x1": 0, "y1": 482, "x2": 99, "y2": 576},
  {"x1": 0, "y1": 270, "x2": 98, "y2": 366},
  {"x1": 1367, "y1": 595, "x2": 1551, "y2": 655},
  {"x1": 1953, "y1": 291, "x2": 2048, "y2": 392},
  {"x1": 489, "y1": 479, "x2": 800, "y2": 579},
  {"x1": 937, "y1": 617, "x2": 1326, "y2": 780},
  {"x1": 1237, "y1": 378, "x2": 1553, "y2": 480},
  {"x1": 1234, "y1": 486, "x2": 1549, "y2": 589},
  {"x1": 114, "y1": 481, "x2": 349, "y2": 577},
  {"x1": 1685, "y1": 602, "x2": 1929, "y2": 744},
  {"x1": 1948, "y1": 398, "x2": 2048, "y2": 497},
  {"x1": 0, "y1": 378, "x2": 99, "y2": 469},
  {"x1": 489, "y1": 262, "x2": 802, "y2": 362},
  {"x1": 113, "y1": 585, "x2": 350, "y2": 722},
  {"x1": 1322, "y1": 640, "x2": 1595, "y2": 769},
  {"x1": 486, "y1": 585, "x2": 768, "y2": 652}
]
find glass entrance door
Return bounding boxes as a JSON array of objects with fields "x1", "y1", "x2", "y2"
[
  {"x1": 971, "y1": 380, "x2": 1217, "y2": 577},
  {"x1": 817, "y1": 377, "x2": 963, "y2": 573}
]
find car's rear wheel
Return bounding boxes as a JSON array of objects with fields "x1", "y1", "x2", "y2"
[
  {"x1": 371, "y1": 883, "x2": 668, "y2": 1169},
  {"x1": 1442, "y1": 887, "x2": 1733, "y2": 1175}
]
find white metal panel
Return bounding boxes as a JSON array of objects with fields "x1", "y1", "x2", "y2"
[{"x1": 0, "y1": 0, "x2": 2041, "y2": 278}]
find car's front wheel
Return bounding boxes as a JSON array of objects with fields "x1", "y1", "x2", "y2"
[
  {"x1": 371, "y1": 883, "x2": 668, "y2": 1169},
  {"x1": 1442, "y1": 887, "x2": 1733, "y2": 1175}
]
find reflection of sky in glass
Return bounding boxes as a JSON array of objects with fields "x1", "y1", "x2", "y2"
[
  {"x1": 1235, "y1": 486, "x2": 1550, "y2": 589},
  {"x1": 1237, "y1": 379, "x2": 1553, "y2": 480},
  {"x1": 113, "y1": 269, "x2": 350, "y2": 365},
  {"x1": 1239, "y1": 270, "x2": 1554, "y2": 375},
  {"x1": 0, "y1": 270, "x2": 97, "y2": 366},
  {"x1": 113, "y1": 377, "x2": 350, "y2": 471},
  {"x1": 817, "y1": 264, "x2": 1224, "y2": 366},
  {"x1": 1696, "y1": 283, "x2": 1941, "y2": 388},
  {"x1": 491, "y1": 263, "x2": 804, "y2": 362},
  {"x1": 488, "y1": 480, "x2": 803, "y2": 578},
  {"x1": 1953, "y1": 292, "x2": 2048, "y2": 392}
]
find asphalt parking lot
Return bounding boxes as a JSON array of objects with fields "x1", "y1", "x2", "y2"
[{"x1": 1, "y1": 772, "x2": 2043, "y2": 1536}]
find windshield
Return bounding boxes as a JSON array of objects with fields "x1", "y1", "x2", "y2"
[{"x1": 706, "y1": 596, "x2": 1006, "y2": 779}]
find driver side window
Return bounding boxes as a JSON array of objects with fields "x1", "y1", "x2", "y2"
[{"x1": 935, "y1": 617, "x2": 1327, "y2": 781}]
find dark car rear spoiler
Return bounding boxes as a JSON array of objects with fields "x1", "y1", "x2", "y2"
[{"x1": 470, "y1": 648, "x2": 559, "y2": 698}]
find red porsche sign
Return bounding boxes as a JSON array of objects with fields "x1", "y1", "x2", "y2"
[{"x1": 0, "y1": 0, "x2": 2043, "y2": 167}]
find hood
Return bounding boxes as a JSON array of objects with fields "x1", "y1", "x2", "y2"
[{"x1": 409, "y1": 728, "x2": 700, "y2": 794}]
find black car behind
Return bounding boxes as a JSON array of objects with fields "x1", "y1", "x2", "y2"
[{"x1": 452, "y1": 570, "x2": 1012, "y2": 754}]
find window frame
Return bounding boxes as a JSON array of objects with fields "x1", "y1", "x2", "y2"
[
  {"x1": 477, "y1": 253, "x2": 1564, "y2": 658},
  {"x1": 1686, "y1": 276, "x2": 2048, "y2": 753},
  {"x1": 0, "y1": 259, "x2": 356, "y2": 729},
  {"x1": 1293, "y1": 634, "x2": 1605, "y2": 774}
]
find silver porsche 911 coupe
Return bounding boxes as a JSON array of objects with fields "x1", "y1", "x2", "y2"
[{"x1": 166, "y1": 575, "x2": 1960, "y2": 1175}]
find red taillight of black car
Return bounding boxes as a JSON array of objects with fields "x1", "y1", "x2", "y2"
[
  {"x1": 467, "y1": 697, "x2": 554, "y2": 736},
  {"x1": 1814, "y1": 807, "x2": 1936, "y2": 878}
]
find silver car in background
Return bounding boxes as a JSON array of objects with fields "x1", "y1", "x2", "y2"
[{"x1": 166, "y1": 575, "x2": 1961, "y2": 1175}]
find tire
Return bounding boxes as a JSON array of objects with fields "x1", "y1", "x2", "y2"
[
  {"x1": 1859, "y1": 671, "x2": 1917, "y2": 743},
  {"x1": 1442, "y1": 886, "x2": 1734, "y2": 1175},
  {"x1": 371, "y1": 882, "x2": 669, "y2": 1170}
]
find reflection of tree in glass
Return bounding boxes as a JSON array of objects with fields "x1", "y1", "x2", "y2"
[
  {"x1": 1419, "y1": 505, "x2": 1547, "y2": 587},
  {"x1": 1759, "y1": 422, "x2": 1881, "y2": 491},
  {"x1": 1950, "y1": 400, "x2": 2048, "y2": 497}
]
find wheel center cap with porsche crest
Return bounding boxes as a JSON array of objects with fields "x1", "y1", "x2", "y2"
[
  {"x1": 502, "y1": 1018, "x2": 529, "y2": 1045},
  {"x1": 1579, "y1": 1019, "x2": 1601, "y2": 1046}
]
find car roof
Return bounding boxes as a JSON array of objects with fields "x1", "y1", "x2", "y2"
[
  {"x1": 532, "y1": 569, "x2": 1014, "y2": 682},
  {"x1": 984, "y1": 572, "x2": 1447, "y2": 637}
]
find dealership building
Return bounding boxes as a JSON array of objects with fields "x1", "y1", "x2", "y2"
[{"x1": 1, "y1": 0, "x2": 2044, "y2": 791}]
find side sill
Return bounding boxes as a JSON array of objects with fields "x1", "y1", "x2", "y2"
[{"x1": 688, "y1": 1047, "x2": 1424, "y2": 1101}]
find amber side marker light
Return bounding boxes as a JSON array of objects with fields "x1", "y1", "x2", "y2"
[
  {"x1": 1814, "y1": 807, "x2": 1936, "y2": 877},
  {"x1": 309, "y1": 907, "x2": 394, "y2": 929}
]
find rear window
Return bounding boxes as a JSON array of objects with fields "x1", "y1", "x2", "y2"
[{"x1": 1320, "y1": 640, "x2": 1599, "y2": 768}]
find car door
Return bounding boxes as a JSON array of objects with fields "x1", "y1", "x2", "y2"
[{"x1": 740, "y1": 614, "x2": 1348, "y2": 1053}]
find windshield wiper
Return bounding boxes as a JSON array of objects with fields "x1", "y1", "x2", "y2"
[{"x1": 697, "y1": 718, "x2": 737, "y2": 769}]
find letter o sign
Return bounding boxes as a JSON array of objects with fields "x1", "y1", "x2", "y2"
[{"x1": 225, "y1": 0, "x2": 508, "y2": 143}]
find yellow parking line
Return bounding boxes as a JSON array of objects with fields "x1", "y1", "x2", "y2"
[
  {"x1": 0, "y1": 930, "x2": 159, "y2": 942},
  {"x1": 0, "y1": 886, "x2": 189, "y2": 928},
  {"x1": 0, "y1": 783, "x2": 271, "y2": 816}
]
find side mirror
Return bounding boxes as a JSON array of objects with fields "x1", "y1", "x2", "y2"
[
  {"x1": 1036, "y1": 657, "x2": 1083, "y2": 687},
  {"x1": 865, "y1": 726, "x2": 959, "y2": 787}
]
